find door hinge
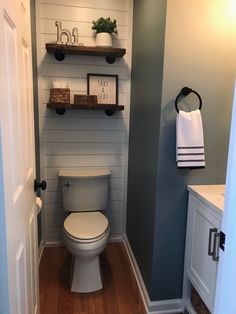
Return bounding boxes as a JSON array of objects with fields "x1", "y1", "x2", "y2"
[{"x1": 219, "y1": 231, "x2": 226, "y2": 251}]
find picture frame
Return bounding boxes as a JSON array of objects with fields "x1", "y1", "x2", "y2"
[{"x1": 87, "y1": 73, "x2": 118, "y2": 106}]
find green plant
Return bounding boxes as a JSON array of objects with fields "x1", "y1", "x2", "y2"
[{"x1": 92, "y1": 17, "x2": 118, "y2": 35}]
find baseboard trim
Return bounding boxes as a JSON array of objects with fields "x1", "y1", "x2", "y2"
[
  {"x1": 123, "y1": 235, "x2": 184, "y2": 314},
  {"x1": 109, "y1": 235, "x2": 123, "y2": 242},
  {"x1": 44, "y1": 240, "x2": 64, "y2": 247},
  {"x1": 123, "y1": 235, "x2": 149, "y2": 313},
  {"x1": 148, "y1": 299, "x2": 184, "y2": 314}
]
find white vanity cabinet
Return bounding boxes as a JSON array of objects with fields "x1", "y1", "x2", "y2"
[{"x1": 183, "y1": 185, "x2": 224, "y2": 313}]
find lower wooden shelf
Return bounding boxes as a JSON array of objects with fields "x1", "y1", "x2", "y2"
[{"x1": 47, "y1": 102, "x2": 124, "y2": 116}]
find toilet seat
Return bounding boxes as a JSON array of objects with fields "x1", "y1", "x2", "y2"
[{"x1": 63, "y1": 212, "x2": 109, "y2": 243}]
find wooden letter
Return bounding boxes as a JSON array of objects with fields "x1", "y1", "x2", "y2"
[{"x1": 55, "y1": 21, "x2": 72, "y2": 44}]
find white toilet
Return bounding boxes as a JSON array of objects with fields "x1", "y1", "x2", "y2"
[{"x1": 58, "y1": 168, "x2": 111, "y2": 293}]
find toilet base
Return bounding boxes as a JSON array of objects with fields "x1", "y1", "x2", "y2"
[{"x1": 70, "y1": 255, "x2": 103, "y2": 293}]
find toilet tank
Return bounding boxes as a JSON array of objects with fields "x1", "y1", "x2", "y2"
[{"x1": 58, "y1": 169, "x2": 111, "y2": 212}]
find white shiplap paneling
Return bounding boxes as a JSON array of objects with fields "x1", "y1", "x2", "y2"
[
  {"x1": 43, "y1": 142, "x2": 125, "y2": 155},
  {"x1": 39, "y1": 4, "x2": 128, "y2": 25},
  {"x1": 41, "y1": 33, "x2": 128, "y2": 49},
  {"x1": 39, "y1": 0, "x2": 129, "y2": 12},
  {"x1": 44, "y1": 154, "x2": 125, "y2": 168},
  {"x1": 40, "y1": 19, "x2": 128, "y2": 40},
  {"x1": 40, "y1": 62, "x2": 127, "y2": 79},
  {"x1": 37, "y1": 0, "x2": 132, "y2": 243},
  {"x1": 43, "y1": 117, "x2": 126, "y2": 131},
  {"x1": 43, "y1": 130, "x2": 126, "y2": 143}
]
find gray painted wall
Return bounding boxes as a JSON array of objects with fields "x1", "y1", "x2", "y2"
[
  {"x1": 152, "y1": 0, "x2": 235, "y2": 300},
  {"x1": 126, "y1": 0, "x2": 167, "y2": 295},
  {"x1": 127, "y1": 0, "x2": 235, "y2": 302}
]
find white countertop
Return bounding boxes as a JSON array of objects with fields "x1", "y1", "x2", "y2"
[{"x1": 187, "y1": 184, "x2": 225, "y2": 213}]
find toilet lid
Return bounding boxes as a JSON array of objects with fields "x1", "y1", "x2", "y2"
[{"x1": 64, "y1": 212, "x2": 109, "y2": 240}]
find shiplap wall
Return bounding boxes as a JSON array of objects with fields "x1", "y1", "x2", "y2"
[{"x1": 36, "y1": 0, "x2": 133, "y2": 243}]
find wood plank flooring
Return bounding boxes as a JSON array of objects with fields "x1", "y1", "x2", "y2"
[{"x1": 39, "y1": 242, "x2": 146, "y2": 314}]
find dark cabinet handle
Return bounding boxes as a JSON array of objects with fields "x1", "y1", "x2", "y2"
[
  {"x1": 213, "y1": 232, "x2": 220, "y2": 261},
  {"x1": 34, "y1": 179, "x2": 47, "y2": 192},
  {"x1": 208, "y1": 228, "x2": 217, "y2": 256}
]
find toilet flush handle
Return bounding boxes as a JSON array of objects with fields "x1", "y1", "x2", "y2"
[{"x1": 64, "y1": 182, "x2": 71, "y2": 187}]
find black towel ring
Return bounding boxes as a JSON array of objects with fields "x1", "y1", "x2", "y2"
[{"x1": 175, "y1": 87, "x2": 202, "y2": 113}]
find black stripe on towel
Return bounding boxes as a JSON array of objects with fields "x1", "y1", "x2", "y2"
[{"x1": 177, "y1": 166, "x2": 205, "y2": 169}]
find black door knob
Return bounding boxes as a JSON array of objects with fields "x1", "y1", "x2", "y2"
[{"x1": 34, "y1": 179, "x2": 47, "y2": 192}]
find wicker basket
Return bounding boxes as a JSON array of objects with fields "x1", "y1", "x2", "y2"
[
  {"x1": 191, "y1": 286, "x2": 211, "y2": 314},
  {"x1": 50, "y1": 88, "x2": 70, "y2": 104}
]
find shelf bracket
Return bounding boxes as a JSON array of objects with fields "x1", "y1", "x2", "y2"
[
  {"x1": 54, "y1": 51, "x2": 115, "y2": 64},
  {"x1": 55, "y1": 108, "x2": 66, "y2": 115},
  {"x1": 106, "y1": 54, "x2": 116, "y2": 64},
  {"x1": 54, "y1": 49, "x2": 65, "y2": 61},
  {"x1": 105, "y1": 109, "x2": 115, "y2": 116}
]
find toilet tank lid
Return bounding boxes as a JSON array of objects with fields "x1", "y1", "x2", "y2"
[{"x1": 58, "y1": 168, "x2": 111, "y2": 179}]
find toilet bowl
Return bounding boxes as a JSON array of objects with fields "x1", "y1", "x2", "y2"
[
  {"x1": 59, "y1": 169, "x2": 111, "y2": 293},
  {"x1": 63, "y1": 211, "x2": 109, "y2": 293}
]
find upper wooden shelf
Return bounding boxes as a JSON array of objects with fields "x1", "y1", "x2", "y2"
[{"x1": 46, "y1": 43, "x2": 126, "y2": 64}]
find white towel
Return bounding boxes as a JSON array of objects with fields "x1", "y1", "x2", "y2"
[{"x1": 176, "y1": 109, "x2": 205, "y2": 168}]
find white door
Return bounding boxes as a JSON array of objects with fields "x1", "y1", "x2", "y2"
[
  {"x1": 214, "y1": 81, "x2": 236, "y2": 313},
  {"x1": 0, "y1": 0, "x2": 39, "y2": 313}
]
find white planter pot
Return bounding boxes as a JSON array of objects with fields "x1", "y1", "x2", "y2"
[{"x1": 95, "y1": 33, "x2": 112, "y2": 47}]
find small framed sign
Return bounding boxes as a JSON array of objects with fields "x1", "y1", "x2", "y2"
[{"x1": 87, "y1": 74, "x2": 118, "y2": 106}]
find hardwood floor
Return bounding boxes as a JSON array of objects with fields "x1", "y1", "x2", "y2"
[{"x1": 39, "y1": 242, "x2": 146, "y2": 314}]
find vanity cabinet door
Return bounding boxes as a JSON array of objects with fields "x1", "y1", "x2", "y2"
[{"x1": 185, "y1": 195, "x2": 220, "y2": 313}]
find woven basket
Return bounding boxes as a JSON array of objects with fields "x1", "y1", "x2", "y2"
[
  {"x1": 50, "y1": 88, "x2": 70, "y2": 104},
  {"x1": 191, "y1": 286, "x2": 211, "y2": 314}
]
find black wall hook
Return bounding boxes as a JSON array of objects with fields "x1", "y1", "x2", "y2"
[
  {"x1": 54, "y1": 48, "x2": 65, "y2": 61},
  {"x1": 175, "y1": 87, "x2": 202, "y2": 113}
]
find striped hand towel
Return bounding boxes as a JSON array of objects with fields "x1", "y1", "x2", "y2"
[{"x1": 176, "y1": 109, "x2": 205, "y2": 168}]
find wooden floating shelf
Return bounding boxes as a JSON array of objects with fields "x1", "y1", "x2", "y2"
[
  {"x1": 47, "y1": 102, "x2": 124, "y2": 116},
  {"x1": 46, "y1": 43, "x2": 126, "y2": 64}
]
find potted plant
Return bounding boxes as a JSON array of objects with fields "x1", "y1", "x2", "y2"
[{"x1": 92, "y1": 17, "x2": 118, "y2": 47}]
